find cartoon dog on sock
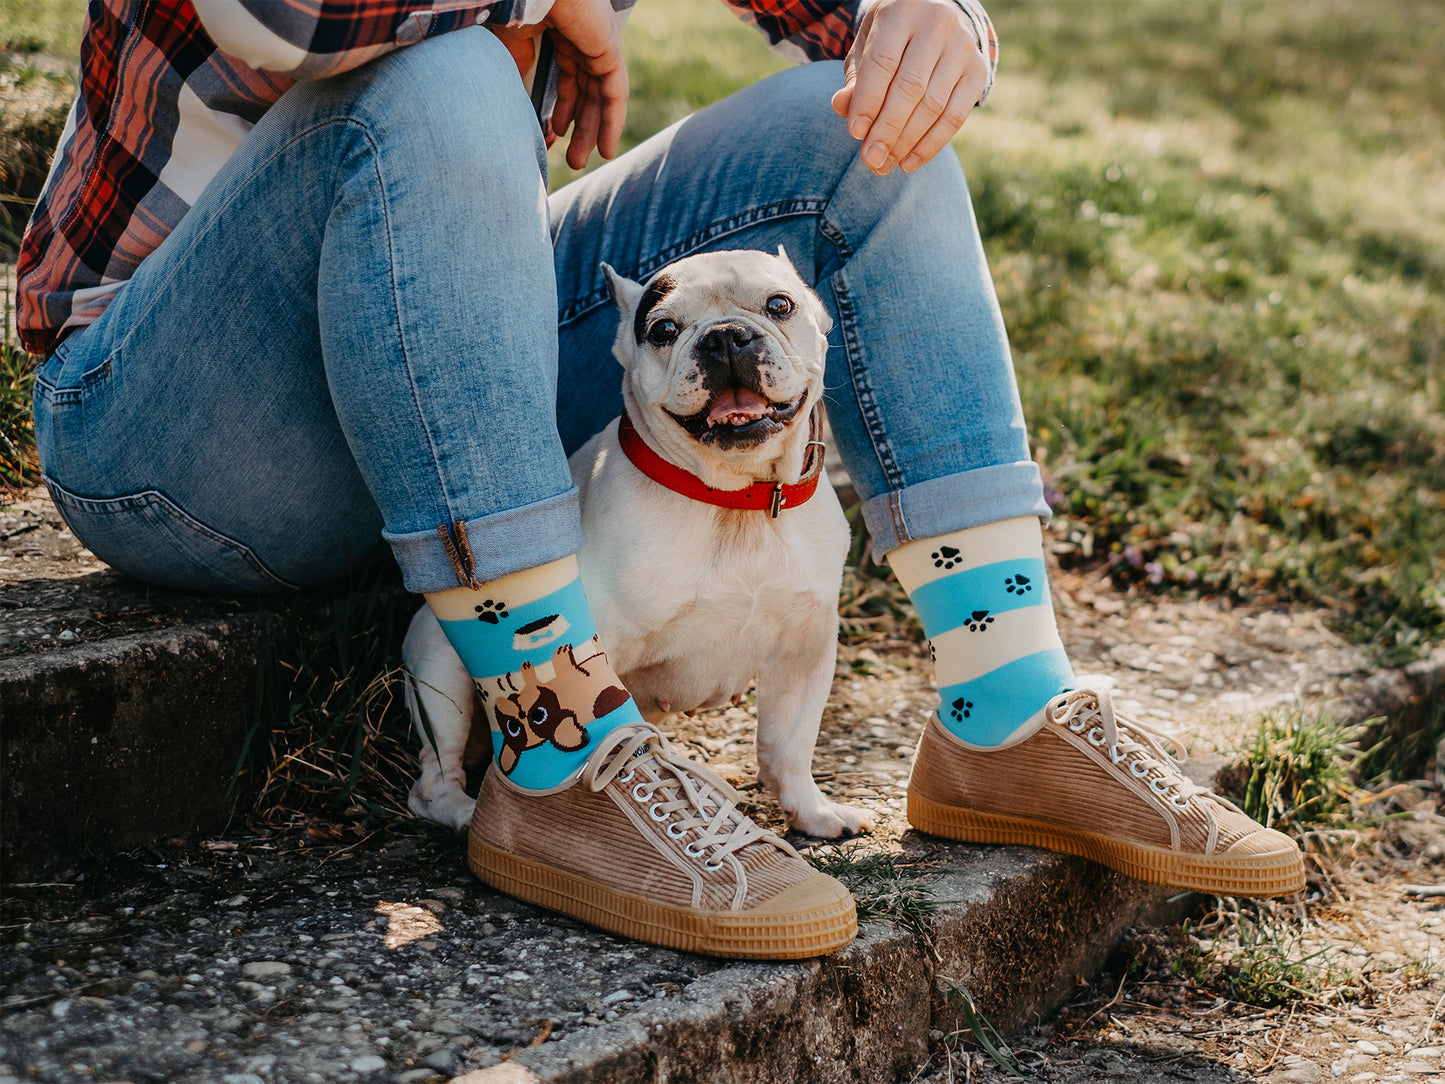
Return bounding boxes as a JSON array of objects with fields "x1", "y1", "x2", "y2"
[{"x1": 489, "y1": 637, "x2": 630, "y2": 774}]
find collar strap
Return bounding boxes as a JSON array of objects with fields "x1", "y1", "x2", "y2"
[{"x1": 617, "y1": 406, "x2": 825, "y2": 517}]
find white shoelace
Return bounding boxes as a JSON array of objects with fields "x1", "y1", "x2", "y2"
[
  {"x1": 1045, "y1": 688, "x2": 1217, "y2": 814},
  {"x1": 584, "y1": 724, "x2": 780, "y2": 871}
]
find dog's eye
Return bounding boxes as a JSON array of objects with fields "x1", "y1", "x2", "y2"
[
  {"x1": 646, "y1": 319, "x2": 679, "y2": 347},
  {"x1": 765, "y1": 294, "x2": 794, "y2": 319},
  {"x1": 529, "y1": 705, "x2": 550, "y2": 725}
]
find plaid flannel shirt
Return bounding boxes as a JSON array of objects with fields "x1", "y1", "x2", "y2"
[{"x1": 16, "y1": 0, "x2": 996, "y2": 357}]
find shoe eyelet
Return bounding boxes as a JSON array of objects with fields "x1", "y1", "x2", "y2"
[
  {"x1": 1150, "y1": 777, "x2": 1172, "y2": 796},
  {"x1": 1171, "y1": 794, "x2": 1192, "y2": 811},
  {"x1": 1087, "y1": 727, "x2": 1105, "y2": 746},
  {"x1": 666, "y1": 823, "x2": 688, "y2": 838},
  {"x1": 1068, "y1": 718, "x2": 1087, "y2": 733},
  {"x1": 632, "y1": 783, "x2": 652, "y2": 802},
  {"x1": 649, "y1": 802, "x2": 668, "y2": 821},
  {"x1": 617, "y1": 768, "x2": 635, "y2": 783},
  {"x1": 702, "y1": 858, "x2": 724, "y2": 871},
  {"x1": 1129, "y1": 760, "x2": 1150, "y2": 778},
  {"x1": 684, "y1": 842, "x2": 704, "y2": 857}
]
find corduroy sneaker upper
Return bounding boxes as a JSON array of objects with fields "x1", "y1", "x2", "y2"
[
  {"x1": 907, "y1": 688, "x2": 1306, "y2": 897},
  {"x1": 468, "y1": 723, "x2": 857, "y2": 958}
]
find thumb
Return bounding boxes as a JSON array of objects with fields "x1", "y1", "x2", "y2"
[{"x1": 831, "y1": 82, "x2": 853, "y2": 118}]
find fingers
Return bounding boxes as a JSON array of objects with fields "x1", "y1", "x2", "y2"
[
  {"x1": 544, "y1": 0, "x2": 629, "y2": 168},
  {"x1": 838, "y1": 0, "x2": 987, "y2": 175}
]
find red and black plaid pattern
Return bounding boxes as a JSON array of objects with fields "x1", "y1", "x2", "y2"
[{"x1": 16, "y1": 0, "x2": 496, "y2": 356}]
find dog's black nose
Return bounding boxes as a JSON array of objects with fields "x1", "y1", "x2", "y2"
[
  {"x1": 695, "y1": 323, "x2": 766, "y2": 392},
  {"x1": 696, "y1": 324, "x2": 758, "y2": 359}
]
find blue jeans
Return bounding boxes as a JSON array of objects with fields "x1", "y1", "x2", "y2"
[{"x1": 32, "y1": 27, "x2": 1046, "y2": 596}]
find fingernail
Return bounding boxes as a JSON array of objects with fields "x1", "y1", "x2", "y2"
[
  {"x1": 848, "y1": 118, "x2": 868, "y2": 140},
  {"x1": 900, "y1": 154, "x2": 921, "y2": 173},
  {"x1": 862, "y1": 142, "x2": 887, "y2": 169}
]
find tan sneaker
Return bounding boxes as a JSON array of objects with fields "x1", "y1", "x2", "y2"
[
  {"x1": 468, "y1": 723, "x2": 857, "y2": 958},
  {"x1": 907, "y1": 688, "x2": 1306, "y2": 897}
]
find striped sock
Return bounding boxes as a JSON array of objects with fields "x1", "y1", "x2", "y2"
[
  {"x1": 889, "y1": 518, "x2": 1075, "y2": 748},
  {"x1": 426, "y1": 557, "x2": 643, "y2": 792}
]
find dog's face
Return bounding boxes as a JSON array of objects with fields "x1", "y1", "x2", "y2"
[{"x1": 603, "y1": 250, "x2": 832, "y2": 474}]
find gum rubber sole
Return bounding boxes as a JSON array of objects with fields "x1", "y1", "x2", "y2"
[
  {"x1": 907, "y1": 790, "x2": 1306, "y2": 898},
  {"x1": 468, "y1": 835, "x2": 858, "y2": 959}
]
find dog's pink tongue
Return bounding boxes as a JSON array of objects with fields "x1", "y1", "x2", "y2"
[{"x1": 708, "y1": 388, "x2": 770, "y2": 424}]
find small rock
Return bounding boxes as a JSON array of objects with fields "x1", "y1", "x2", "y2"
[
  {"x1": 1268, "y1": 1057, "x2": 1320, "y2": 1083},
  {"x1": 350, "y1": 1055, "x2": 388, "y2": 1074},
  {"x1": 1355, "y1": 1041, "x2": 1380, "y2": 1056},
  {"x1": 242, "y1": 961, "x2": 292, "y2": 980}
]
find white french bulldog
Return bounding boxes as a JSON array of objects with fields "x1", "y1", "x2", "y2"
[{"x1": 403, "y1": 248, "x2": 870, "y2": 838}]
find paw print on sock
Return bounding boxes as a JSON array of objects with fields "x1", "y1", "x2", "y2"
[
  {"x1": 1004, "y1": 574, "x2": 1032, "y2": 595},
  {"x1": 949, "y1": 697, "x2": 974, "y2": 722},
  {"x1": 965, "y1": 609, "x2": 994, "y2": 632},
  {"x1": 932, "y1": 545, "x2": 962, "y2": 570},
  {"x1": 928, "y1": 641, "x2": 937, "y2": 663},
  {"x1": 474, "y1": 599, "x2": 509, "y2": 624}
]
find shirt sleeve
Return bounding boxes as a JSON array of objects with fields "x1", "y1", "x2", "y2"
[{"x1": 191, "y1": 0, "x2": 554, "y2": 80}]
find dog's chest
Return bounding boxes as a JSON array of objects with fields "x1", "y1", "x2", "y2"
[{"x1": 597, "y1": 517, "x2": 837, "y2": 711}]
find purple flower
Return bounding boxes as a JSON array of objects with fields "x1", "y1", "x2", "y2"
[
  {"x1": 1124, "y1": 544, "x2": 1144, "y2": 568},
  {"x1": 1145, "y1": 561, "x2": 1164, "y2": 585}
]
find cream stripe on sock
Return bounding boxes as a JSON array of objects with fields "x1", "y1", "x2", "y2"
[
  {"x1": 930, "y1": 606, "x2": 1067, "y2": 688},
  {"x1": 889, "y1": 518, "x2": 1039, "y2": 589}
]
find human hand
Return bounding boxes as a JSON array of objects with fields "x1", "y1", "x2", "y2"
[
  {"x1": 497, "y1": 0, "x2": 628, "y2": 170},
  {"x1": 831, "y1": 0, "x2": 989, "y2": 175}
]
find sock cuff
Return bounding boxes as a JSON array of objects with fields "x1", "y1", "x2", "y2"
[{"x1": 437, "y1": 575, "x2": 596, "y2": 676}]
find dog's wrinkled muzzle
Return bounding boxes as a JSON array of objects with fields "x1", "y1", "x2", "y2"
[{"x1": 666, "y1": 322, "x2": 806, "y2": 449}]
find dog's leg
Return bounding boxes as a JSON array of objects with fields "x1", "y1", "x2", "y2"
[
  {"x1": 754, "y1": 609, "x2": 873, "y2": 838},
  {"x1": 402, "y1": 607, "x2": 482, "y2": 832}
]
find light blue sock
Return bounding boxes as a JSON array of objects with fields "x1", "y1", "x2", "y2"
[
  {"x1": 428, "y1": 564, "x2": 643, "y2": 792},
  {"x1": 890, "y1": 520, "x2": 1076, "y2": 748}
]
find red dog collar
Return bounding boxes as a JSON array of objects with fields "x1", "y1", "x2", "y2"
[{"x1": 617, "y1": 406, "x2": 825, "y2": 518}]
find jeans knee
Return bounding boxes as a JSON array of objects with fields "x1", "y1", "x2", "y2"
[{"x1": 299, "y1": 26, "x2": 547, "y2": 187}]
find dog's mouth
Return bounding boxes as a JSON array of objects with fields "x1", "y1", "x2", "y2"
[{"x1": 666, "y1": 388, "x2": 806, "y2": 449}]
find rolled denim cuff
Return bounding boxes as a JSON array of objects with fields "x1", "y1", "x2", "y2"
[
  {"x1": 383, "y1": 487, "x2": 585, "y2": 593},
  {"x1": 863, "y1": 462, "x2": 1050, "y2": 560}
]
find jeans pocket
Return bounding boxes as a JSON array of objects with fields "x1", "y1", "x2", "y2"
[{"x1": 44, "y1": 478, "x2": 296, "y2": 594}]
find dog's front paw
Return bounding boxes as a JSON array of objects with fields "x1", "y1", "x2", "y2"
[
  {"x1": 407, "y1": 782, "x2": 477, "y2": 833},
  {"x1": 786, "y1": 799, "x2": 873, "y2": 839}
]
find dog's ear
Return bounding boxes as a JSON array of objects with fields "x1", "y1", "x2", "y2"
[
  {"x1": 601, "y1": 262, "x2": 644, "y2": 315},
  {"x1": 775, "y1": 245, "x2": 798, "y2": 275}
]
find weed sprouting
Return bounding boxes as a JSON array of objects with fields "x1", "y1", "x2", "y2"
[
  {"x1": 804, "y1": 842, "x2": 937, "y2": 938},
  {"x1": 1216, "y1": 705, "x2": 1372, "y2": 840},
  {"x1": 235, "y1": 565, "x2": 417, "y2": 823}
]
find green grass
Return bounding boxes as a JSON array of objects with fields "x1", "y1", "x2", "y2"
[
  {"x1": 0, "y1": 0, "x2": 84, "y2": 57},
  {"x1": 966, "y1": 1, "x2": 1445, "y2": 661}
]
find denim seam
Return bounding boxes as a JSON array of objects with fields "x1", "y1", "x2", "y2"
[
  {"x1": 359, "y1": 127, "x2": 465, "y2": 581},
  {"x1": 556, "y1": 198, "x2": 830, "y2": 327},
  {"x1": 828, "y1": 268, "x2": 906, "y2": 499},
  {"x1": 43, "y1": 475, "x2": 298, "y2": 590}
]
